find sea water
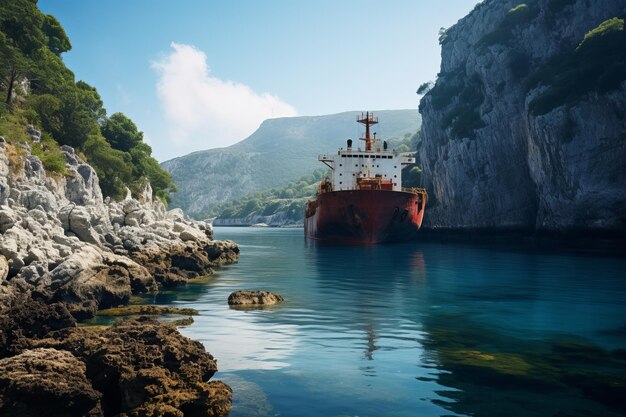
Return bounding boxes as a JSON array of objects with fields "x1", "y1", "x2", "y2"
[{"x1": 154, "y1": 227, "x2": 626, "y2": 417}]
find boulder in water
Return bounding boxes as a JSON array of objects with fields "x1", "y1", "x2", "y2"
[{"x1": 228, "y1": 290, "x2": 284, "y2": 306}]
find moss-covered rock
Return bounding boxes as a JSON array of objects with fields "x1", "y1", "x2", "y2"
[{"x1": 96, "y1": 304, "x2": 198, "y2": 317}]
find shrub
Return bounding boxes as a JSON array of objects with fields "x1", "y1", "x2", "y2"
[
  {"x1": 440, "y1": 74, "x2": 486, "y2": 140},
  {"x1": 416, "y1": 82, "x2": 433, "y2": 96},
  {"x1": 424, "y1": 69, "x2": 465, "y2": 111},
  {"x1": 577, "y1": 17, "x2": 624, "y2": 49},
  {"x1": 477, "y1": 2, "x2": 539, "y2": 49},
  {"x1": 0, "y1": 108, "x2": 32, "y2": 143},
  {"x1": 31, "y1": 132, "x2": 66, "y2": 175},
  {"x1": 509, "y1": 3, "x2": 528, "y2": 13}
]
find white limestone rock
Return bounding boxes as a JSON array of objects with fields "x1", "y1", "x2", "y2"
[
  {"x1": 0, "y1": 255, "x2": 8, "y2": 282},
  {"x1": 0, "y1": 138, "x2": 238, "y2": 315}
]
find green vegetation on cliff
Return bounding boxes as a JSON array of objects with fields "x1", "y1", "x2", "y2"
[
  {"x1": 477, "y1": 2, "x2": 540, "y2": 49},
  {"x1": 0, "y1": 0, "x2": 176, "y2": 202},
  {"x1": 527, "y1": 16, "x2": 626, "y2": 115},
  {"x1": 420, "y1": 69, "x2": 485, "y2": 140}
]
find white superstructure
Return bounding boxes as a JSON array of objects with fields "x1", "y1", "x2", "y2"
[
  {"x1": 317, "y1": 112, "x2": 415, "y2": 192},
  {"x1": 319, "y1": 146, "x2": 415, "y2": 191}
]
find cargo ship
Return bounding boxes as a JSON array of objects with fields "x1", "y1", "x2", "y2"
[{"x1": 304, "y1": 112, "x2": 427, "y2": 244}]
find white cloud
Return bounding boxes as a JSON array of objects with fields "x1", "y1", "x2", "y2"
[{"x1": 152, "y1": 42, "x2": 297, "y2": 153}]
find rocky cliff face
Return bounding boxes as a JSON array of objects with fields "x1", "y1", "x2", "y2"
[
  {"x1": 0, "y1": 138, "x2": 239, "y2": 318},
  {"x1": 418, "y1": 0, "x2": 626, "y2": 231}
]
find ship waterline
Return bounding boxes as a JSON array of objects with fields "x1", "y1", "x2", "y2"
[
  {"x1": 305, "y1": 189, "x2": 427, "y2": 244},
  {"x1": 304, "y1": 111, "x2": 427, "y2": 244}
]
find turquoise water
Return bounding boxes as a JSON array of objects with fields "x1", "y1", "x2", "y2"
[{"x1": 156, "y1": 227, "x2": 626, "y2": 417}]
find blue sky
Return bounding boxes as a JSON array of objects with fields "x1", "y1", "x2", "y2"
[{"x1": 38, "y1": 0, "x2": 479, "y2": 161}]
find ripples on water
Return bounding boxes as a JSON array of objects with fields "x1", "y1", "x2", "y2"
[{"x1": 156, "y1": 228, "x2": 626, "y2": 417}]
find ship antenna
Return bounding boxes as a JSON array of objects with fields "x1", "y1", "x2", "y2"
[{"x1": 357, "y1": 111, "x2": 378, "y2": 152}]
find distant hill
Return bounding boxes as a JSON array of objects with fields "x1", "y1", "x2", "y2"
[{"x1": 161, "y1": 110, "x2": 420, "y2": 218}]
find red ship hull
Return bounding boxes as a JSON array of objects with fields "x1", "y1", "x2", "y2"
[{"x1": 304, "y1": 189, "x2": 427, "y2": 244}]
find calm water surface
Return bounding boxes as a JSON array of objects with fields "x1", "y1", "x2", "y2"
[{"x1": 154, "y1": 227, "x2": 626, "y2": 417}]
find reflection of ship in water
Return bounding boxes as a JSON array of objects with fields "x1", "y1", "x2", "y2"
[
  {"x1": 307, "y1": 242, "x2": 428, "y2": 292},
  {"x1": 364, "y1": 322, "x2": 377, "y2": 361},
  {"x1": 360, "y1": 322, "x2": 378, "y2": 377},
  {"x1": 307, "y1": 243, "x2": 428, "y2": 376}
]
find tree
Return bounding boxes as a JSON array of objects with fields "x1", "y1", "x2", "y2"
[
  {"x1": 0, "y1": 34, "x2": 29, "y2": 106},
  {"x1": 416, "y1": 81, "x2": 433, "y2": 96},
  {"x1": 82, "y1": 133, "x2": 133, "y2": 199},
  {"x1": 76, "y1": 81, "x2": 106, "y2": 123},
  {"x1": 101, "y1": 112, "x2": 143, "y2": 152},
  {"x1": 129, "y1": 142, "x2": 177, "y2": 203},
  {"x1": 0, "y1": 0, "x2": 47, "y2": 55},
  {"x1": 438, "y1": 27, "x2": 448, "y2": 44},
  {"x1": 28, "y1": 93, "x2": 62, "y2": 133},
  {"x1": 55, "y1": 84, "x2": 100, "y2": 147},
  {"x1": 42, "y1": 14, "x2": 71, "y2": 55}
]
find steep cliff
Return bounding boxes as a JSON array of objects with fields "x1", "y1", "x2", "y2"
[{"x1": 418, "y1": 0, "x2": 626, "y2": 231}]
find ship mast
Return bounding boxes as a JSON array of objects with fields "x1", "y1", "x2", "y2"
[{"x1": 357, "y1": 111, "x2": 378, "y2": 152}]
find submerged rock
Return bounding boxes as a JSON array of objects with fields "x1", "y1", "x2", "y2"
[
  {"x1": 33, "y1": 317, "x2": 231, "y2": 417},
  {"x1": 96, "y1": 304, "x2": 198, "y2": 317},
  {"x1": 0, "y1": 297, "x2": 232, "y2": 417},
  {"x1": 228, "y1": 290, "x2": 284, "y2": 306}
]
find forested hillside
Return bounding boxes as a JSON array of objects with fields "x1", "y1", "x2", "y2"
[{"x1": 0, "y1": 0, "x2": 175, "y2": 202}]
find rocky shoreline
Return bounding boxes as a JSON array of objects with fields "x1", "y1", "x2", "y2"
[{"x1": 0, "y1": 137, "x2": 239, "y2": 416}]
